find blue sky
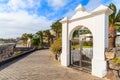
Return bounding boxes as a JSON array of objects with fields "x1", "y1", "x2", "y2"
[{"x1": 0, "y1": 0, "x2": 120, "y2": 38}]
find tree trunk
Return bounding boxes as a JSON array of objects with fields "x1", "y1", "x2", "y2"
[
  {"x1": 50, "y1": 37, "x2": 53, "y2": 44},
  {"x1": 48, "y1": 37, "x2": 50, "y2": 47},
  {"x1": 56, "y1": 32, "x2": 59, "y2": 39},
  {"x1": 109, "y1": 26, "x2": 116, "y2": 48},
  {"x1": 40, "y1": 36, "x2": 43, "y2": 48}
]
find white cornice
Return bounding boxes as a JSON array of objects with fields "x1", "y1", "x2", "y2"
[
  {"x1": 60, "y1": 4, "x2": 113, "y2": 24},
  {"x1": 60, "y1": 17, "x2": 69, "y2": 23}
]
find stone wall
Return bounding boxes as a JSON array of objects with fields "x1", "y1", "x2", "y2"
[{"x1": 0, "y1": 44, "x2": 15, "y2": 61}]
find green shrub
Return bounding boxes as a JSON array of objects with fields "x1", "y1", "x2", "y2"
[
  {"x1": 50, "y1": 37, "x2": 62, "y2": 55},
  {"x1": 112, "y1": 58, "x2": 120, "y2": 64},
  {"x1": 82, "y1": 41, "x2": 87, "y2": 46},
  {"x1": 14, "y1": 51, "x2": 21, "y2": 55},
  {"x1": 87, "y1": 41, "x2": 93, "y2": 46},
  {"x1": 31, "y1": 35, "x2": 40, "y2": 48},
  {"x1": 82, "y1": 41, "x2": 93, "y2": 46}
]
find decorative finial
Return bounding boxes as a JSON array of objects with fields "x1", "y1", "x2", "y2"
[{"x1": 75, "y1": 4, "x2": 85, "y2": 12}]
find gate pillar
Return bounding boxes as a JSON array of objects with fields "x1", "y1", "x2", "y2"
[
  {"x1": 60, "y1": 17, "x2": 70, "y2": 66},
  {"x1": 91, "y1": 9, "x2": 112, "y2": 77}
]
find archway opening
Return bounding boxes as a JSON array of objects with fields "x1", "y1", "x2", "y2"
[{"x1": 69, "y1": 26, "x2": 93, "y2": 73}]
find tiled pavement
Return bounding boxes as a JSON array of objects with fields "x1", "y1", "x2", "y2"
[{"x1": 0, "y1": 49, "x2": 103, "y2": 80}]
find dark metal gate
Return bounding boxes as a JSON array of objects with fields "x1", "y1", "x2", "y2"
[{"x1": 70, "y1": 40, "x2": 92, "y2": 73}]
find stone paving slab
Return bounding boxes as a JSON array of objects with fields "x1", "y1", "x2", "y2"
[{"x1": 0, "y1": 49, "x2": 103, "y2": 80}]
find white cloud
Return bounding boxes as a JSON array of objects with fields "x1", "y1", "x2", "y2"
[
  {"x1": 0, "y1": 0, "x2": 41, "y2": 12},
  {"x1": 8, "y1": 0, "x2": 26, "y2": 10},
  {"x1": 46, "y1": 0, "x2": 68, "y2": 10},
  {"x1": 0, "y1": 11, "x2": 52, "y2": 38},
  {"x1": 0, "y1": 0, "x2": 53, "y2": 38}
]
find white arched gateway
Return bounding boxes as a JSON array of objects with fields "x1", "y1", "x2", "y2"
[{"x1": 60, "y1": 4, "x2": 112, "y2": 78}]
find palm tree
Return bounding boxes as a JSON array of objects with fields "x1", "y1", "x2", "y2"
[
  {"x1": 51, "y1": 20, "x2": 62, "y2": 39},
  {"x1": 26, "y1": 34, "x2": 33, "y2": 47},
  {"x1": 116, "y1": 10, "x2": 120, "y2": 22},
  {"x1": 49, "y1": 35, "x2": 54, "y2": 44},
  {"x1": 21, "y1": 33, "x2": 33, "y2": 47},
  {"x1": 27, "y1": 34, "x2": 33, "y2": 39},
  {"x1": 43, "y1": 30, "x2": 51, "y2": 47},
  {"x1": 21, "y1": 33, "x2": 28, "y2": 47},
  {"x1": 108, "y1": 3, "x2": 119, "y2": 48},
  {"x1": 71, "y1": 30, "x2": 79, "y2": 46},
  {"x1": 31, "y1": 34, "x2": 40, "y2": 48},
  {"x1": 36, "y1": 31, "x2": 43, "y2": 47}
]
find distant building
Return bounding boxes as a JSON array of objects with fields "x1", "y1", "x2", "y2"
[
  {"x1": 50, "y1": 29, "x2": 56, "y2": 36},
  {"x1": 80, "y1": 34, "x2": 92, "y2": 41},
  {"x1": 74, "y1": 34, "x2": 92, "y2": 42}
]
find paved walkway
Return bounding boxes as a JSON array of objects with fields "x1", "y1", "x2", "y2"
[{"x1": 0, "y1": 49, "x2": 102, "y2": 80}]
